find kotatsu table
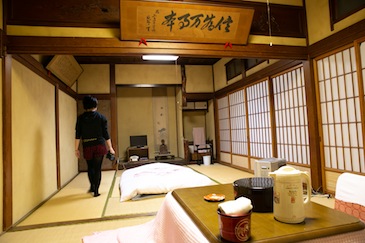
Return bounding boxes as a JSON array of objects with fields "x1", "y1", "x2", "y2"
[{"x1": 172, "y1": 184, "x2": 365, "y2": 242}]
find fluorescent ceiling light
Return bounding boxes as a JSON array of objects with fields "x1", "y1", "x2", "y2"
[{"x1": 142, "y1": 55, "x2": 179, "y2": 61}]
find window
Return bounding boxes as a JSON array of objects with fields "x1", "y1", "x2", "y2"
[
  {"x1": 245, "y1": 59, "x2": 265, "y2": 70},
  {"x1": 225, "y1": 59, "x2": 245, "y2": 81},
  {"x1": 329, "y1": 0, "x2": 365, "y2": 29}
]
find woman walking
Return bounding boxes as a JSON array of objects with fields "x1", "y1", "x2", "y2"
[{"x1": 75, "y1": 95, "x2": 115, "y2": 197}]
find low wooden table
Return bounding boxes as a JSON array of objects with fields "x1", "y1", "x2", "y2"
[
  {"x1": 172, "y1": 184, "x2": 365, "y2": 242},
  {"x1": 155, "y1": 154, "x2": 175, "y2": 160}
]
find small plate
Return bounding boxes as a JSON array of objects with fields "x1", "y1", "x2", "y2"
[{"x1": 204, "y1": 193, "x2": 225, "y2": 202}]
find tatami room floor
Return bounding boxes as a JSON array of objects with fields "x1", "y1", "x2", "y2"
[{"x1": 0, "y1": 163, "x2": 334, "y2": 243}]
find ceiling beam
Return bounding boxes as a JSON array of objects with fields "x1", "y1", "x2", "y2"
[{"x1": 6, "y1": 36, "x2": 308, "y2": 60}]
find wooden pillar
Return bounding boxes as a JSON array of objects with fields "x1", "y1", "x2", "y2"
[
  {"x1": 55, "y1": 84, "x2": 61, "y2": 189},
  {"x1": 2, "y1": 55, "x2": 13, "y2": 230},
  {"x1": 109, "y1": 64, "x2": 118, "y2": 164},
  {"x1": 303, "y1": 60, "x2": 323, "y2": 192}
]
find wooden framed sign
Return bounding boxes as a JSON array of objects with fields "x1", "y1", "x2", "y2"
[
  {"x1": 120, "y1": 0, "x2": 254, "y2": 45},
  {"x1": 46, "y1": 55, "x2": 83, "y2": 87}
]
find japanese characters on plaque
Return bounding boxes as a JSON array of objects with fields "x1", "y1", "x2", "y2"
[
  {"x1": 147, "y1": 9, "x2": 234, "y2": 33},
  {"x1": 121, "y1": 1, "x2": 254, "y2": 45}
]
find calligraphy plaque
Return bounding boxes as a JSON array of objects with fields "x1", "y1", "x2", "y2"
[
  {"x1": 120, "y1": 0, "x2": 254, "y2": 45},
  {"x1": 46, "y1": 55, "x2": 83, "y2": 87}
]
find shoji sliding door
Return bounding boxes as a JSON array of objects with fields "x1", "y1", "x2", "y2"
[
  {"x1": 246, "y1": 80, "x2": 273, "y2": 160},
  {"x1": 229, "y1": 89, "x2": 249, "y2": 167},
  {"x1": 272, "y1": 66, "x2": 310, "y2": 165},
  {"x1": 316, "y1": 44, "x2": 365, "y2": 177},
  {"x1": 216, "y1": 67, "x2": 312, "y2": 171},
  {"x1": 217, "y1": 80, "x2": 273, "y2": 169},
  {"x1": 217, "y1": 96, "x2": 231, "y2": 163}
]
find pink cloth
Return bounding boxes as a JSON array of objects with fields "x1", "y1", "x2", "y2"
[
  {"x1": 193, "y1": 127, "x2": 209, "y2": 152},
  {"x1": 82, "y1": 192, "x2": 209, "y2": 243},
  {"x1": 82, "y1": 221, "x2": 154, "y2": 243},
  {"x1": 193, "y1": 127, "x2": 206, "y2": 148},
  {"x1": 151, "y1": 192, "x2": 209, "y2": 243}
]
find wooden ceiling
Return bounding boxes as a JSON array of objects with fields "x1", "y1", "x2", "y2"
[
  {"x1": 6, "y1": 0, "x2": 307, "y2": 64},
  {"x1": 7, "y1": 0, "x2": 306, "y2": 38}
]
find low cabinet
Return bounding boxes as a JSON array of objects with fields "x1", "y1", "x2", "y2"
[{"x1": 127, "y1": 146, "x2": 149, "y2": 161}]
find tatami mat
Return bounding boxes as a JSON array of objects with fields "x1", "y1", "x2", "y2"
[
  {"x1": 0, "y1": 216, "x2": 154, "y2": 243},
  {"x1": 0, "y1": 163, "x2": 335, "y2": 243},
  {"x1": 311, "y1": 195, "x2": 335, "y2": 209},
  {"x1": 104, "y1": 196, "x2": 165, "y2": 217},
  {"x1": 188, "y1": 163, "x2": 254, "y2": 183},
  {"x1": 18, "y1": 171, "x2": 115, "y2": 226},
  {"x1": 111, "y1": 170, "x2": 123, "y2": 198}
]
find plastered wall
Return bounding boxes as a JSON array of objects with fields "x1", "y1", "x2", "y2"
[
  {"x1": 7, "y1": 59, "x2": 78, "y2": 226},
  {"x1": 213, "y1": 58, "x2": 234, "y2": 92},
  {"x1": 116, "y1": 64, "x2": 182, "y2": 85},
  {"x1": 11, "y1": 60, "x2": 57, "y2": 223},
  {"x1": 78, "y1": 64, "x2": 110, "y2": 94},
  {"x1": 185, "y1": 65, "x2": 214, "y2": 93},
  {"x1": 246, "y1": 59, "x2": 279, "y2": 76},
  {"x1": 183, "y1": 111, "x2": 206, "y2": 141},
  {"x1": 306, "y1": 0, "x2": 365, "y2": 45},
  {"x1": 116, "y1": 87, "x2": 178, "y2": 161},
  {"x1": 58, "y1": 91, "x2": 78, "y2": 187}
]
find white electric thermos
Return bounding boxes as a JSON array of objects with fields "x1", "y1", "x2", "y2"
[{"x1": 269, "y1": 166, "x2": 311, "y2": 224}]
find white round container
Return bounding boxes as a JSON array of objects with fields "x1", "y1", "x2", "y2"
[{"x1": 203, "y1": 155, "x2": 211, "y2": 165}]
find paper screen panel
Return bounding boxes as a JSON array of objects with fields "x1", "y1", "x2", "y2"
[
  {"x1": 229, "y1": 89, "x2": 248, "y2": 155},
  {"x1": 246, "y1": 80, "x2": 272, "y2": 158},
  {"x1": 218, "y1": 96, "x2": 231, "y2": 152},
  {"x1": 316, "y1": 46, "x2": 364, "y2": 173},
  {"x1": 361, "y1": 41, "x2": 365, "y2": 173},
  {"x1": 273, "y1": 66, "x2": 310, "y2": 165}
]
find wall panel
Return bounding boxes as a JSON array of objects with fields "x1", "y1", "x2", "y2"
[
  {"x1": 115, "y1": 64, "x2": 181, "y2": 85},
  {"x1": 78, "y1": 64, "x2": 110, "y2": 94},
  {"x1": 59, "y1": 91, "x2": 78, "y2": 186},
  {"x1": 12, "y1": 59, "x2": 57, "y2": 223},
  {"x1": 185, "y1": 65, "x2": 214, "y2": 93}
]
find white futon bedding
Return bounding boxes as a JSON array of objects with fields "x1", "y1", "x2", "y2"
[{"x1": 119, "y1": 163, "x2": 215, "y2": 201}]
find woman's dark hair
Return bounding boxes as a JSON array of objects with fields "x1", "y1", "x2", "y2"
[{"x1": 83, "y1": 95, "x2": 98, "y2": 110}]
